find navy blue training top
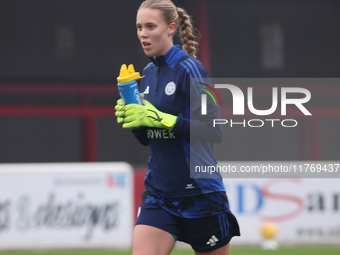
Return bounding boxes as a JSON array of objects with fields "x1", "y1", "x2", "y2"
[{"x1": 132, "y1": 45, "x2": 225, "y2": 201}]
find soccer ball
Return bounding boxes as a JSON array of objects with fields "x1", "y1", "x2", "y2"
[{"x1": 261, "y1": 222, "x2": 277, "y2": 239}]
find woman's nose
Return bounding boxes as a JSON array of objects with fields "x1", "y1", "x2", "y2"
[{"x1": 139, "y1": 28, "x2": 148, "y2": 38}]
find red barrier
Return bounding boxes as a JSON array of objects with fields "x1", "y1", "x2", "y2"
[
  {"x1": 0, "y1": 83, "x2": 115, "y2": 162},
  {"x1": 0, "y1": 83, "x2": 339, "y2": 168},
  {"x1": 133, "y1": 169, "x2": 148, "y2": 222}
]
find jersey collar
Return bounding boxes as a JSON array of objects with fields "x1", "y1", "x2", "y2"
[{"x1": 149, "y1": 45, "x2": 186, "y2": 68}]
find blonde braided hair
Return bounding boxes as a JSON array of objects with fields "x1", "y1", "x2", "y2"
[{"x1": 139, "y1": 0, "x2": 198, "y2": 58}]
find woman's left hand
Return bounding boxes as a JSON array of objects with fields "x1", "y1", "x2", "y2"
[{"x1": 123, "y1": 100, "x2": 177, "y2": 130}]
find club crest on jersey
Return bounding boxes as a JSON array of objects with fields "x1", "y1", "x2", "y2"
[{"x1": 165, "y1": 82, "x2": 176, "y2": 96}]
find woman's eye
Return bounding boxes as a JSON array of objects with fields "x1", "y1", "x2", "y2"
[{"x1": 147, "y1": 24, "x2": 154, "y2": 29}]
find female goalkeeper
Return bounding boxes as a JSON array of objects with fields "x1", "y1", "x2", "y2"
[{"x1": 115, "y1": 0, "x2": 240, "y2": 254}]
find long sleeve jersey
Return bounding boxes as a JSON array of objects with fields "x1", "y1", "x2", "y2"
[{"x1": 133, "y1": 45, "x2": 226, "y2": 201}]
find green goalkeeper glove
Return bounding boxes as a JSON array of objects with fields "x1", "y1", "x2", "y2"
[
  {"x1": 114, "y1": 98, "x2": 125, "y2": 124},
  {"x1": 122, "y1": 100, "x2": 177, "y2": 130}
]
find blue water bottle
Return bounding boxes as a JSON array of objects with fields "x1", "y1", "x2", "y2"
[{"x1": 117, "y1": 64, "x2": 144, "y2": 105}]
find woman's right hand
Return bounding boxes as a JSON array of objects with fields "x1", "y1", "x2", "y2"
[{"x1": 114, "y1": 99, "x2": 125, "y2": 124}]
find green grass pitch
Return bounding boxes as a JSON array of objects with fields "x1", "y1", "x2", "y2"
[{"x1": 0, "y1": 247, "x2": 340, "y2": 255}]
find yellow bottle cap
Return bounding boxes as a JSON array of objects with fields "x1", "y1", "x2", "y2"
[{"x1": 117, "y1": 64, "x2": 145, "y2": 84}]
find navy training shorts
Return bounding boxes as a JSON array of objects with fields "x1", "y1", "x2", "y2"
[{"x1": 135, "y1": 205, "x2": 241, "y2": 252}]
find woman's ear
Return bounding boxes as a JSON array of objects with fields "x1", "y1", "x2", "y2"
[{"x1": 168, "y1": 22, "x2": 177, "y2": 36}]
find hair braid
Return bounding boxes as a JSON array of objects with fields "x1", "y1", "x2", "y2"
[
  {"x1": 176, "y1": 7, "x2": 198, "y2": 58},
  {"x1": 139, "y1": 0, "x2": 199, "y2": 58}
]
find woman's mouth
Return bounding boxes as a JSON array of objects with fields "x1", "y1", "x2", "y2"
[{"x1": 142, "y1": 42, "x2": 151, "y2": 50}]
